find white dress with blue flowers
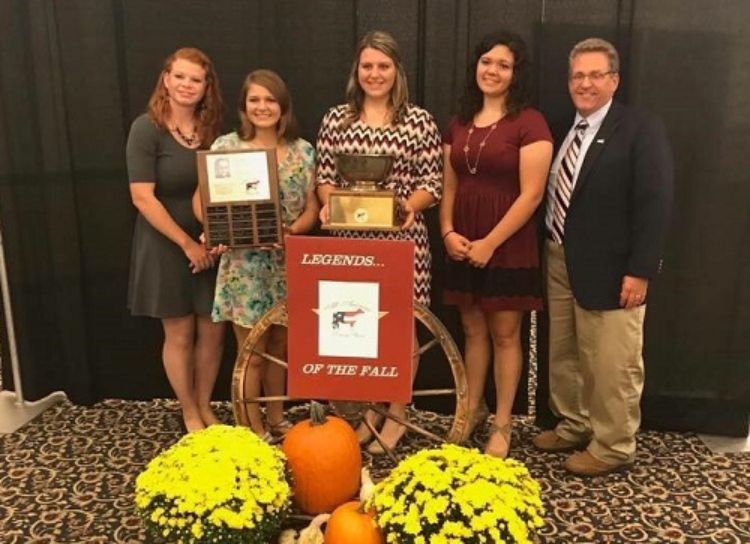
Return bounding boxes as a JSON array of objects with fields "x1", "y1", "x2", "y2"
[{"x1": 210, "y1": 133, "x2": 315, "y2": 328}]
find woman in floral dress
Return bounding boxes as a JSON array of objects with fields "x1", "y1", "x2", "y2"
[{"x1": 208, "y1": 69, "x2": 318, "y2": 438}]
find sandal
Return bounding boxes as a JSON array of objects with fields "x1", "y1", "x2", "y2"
[
  {"x1": 356, "y1": 410, "x2": 385, "y2": 445},
  {"x1": 457, "y1": 402, "x2": 490, "y2": 443},
  {"x1": 484, "y1": 421, "x2": 512, "y2": 459},
  {"x1": 268, "y1": 418, "x2": 294, "y2": 438},
  {"x1": 366, "y1": 423, "x2": 408, "y2": 456}
]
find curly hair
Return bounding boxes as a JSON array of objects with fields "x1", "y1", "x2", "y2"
[
  {"x1": 343, "y1": 30, "x2": 409, "y2": 126},
  {"x1": 237, "y1": 69, "x2": 300, "y2": 142},
  {"x1": 147, "y1": 47, "x2": 223, "y2": 147},
  {"x1": 458, "y1": 31, "x2": 531, "y2": 123}
]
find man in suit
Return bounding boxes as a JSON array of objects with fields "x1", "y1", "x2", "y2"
[{"x1": 533, "y1": 38, "x2": 673, "y2": 476}]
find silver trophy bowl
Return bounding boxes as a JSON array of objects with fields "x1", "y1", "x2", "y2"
[{"x1": 335, "y1": 153, "x2": 394, "y2": 190}]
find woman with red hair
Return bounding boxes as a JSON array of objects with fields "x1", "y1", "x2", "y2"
[{"x1": 126, "y1": 47, "x2": 225, "y2": 433}]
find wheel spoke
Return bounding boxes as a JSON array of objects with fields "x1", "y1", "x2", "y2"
[
  {"x1": 370, "y1": 404, "x2": 445, "y2": 443},
  {"x1": 412, "y1": 388, "x2": 456, "y2": 397},
  {"x1": 251, "y1": 348, "x2": 288, "y2": 369},
  {"x1": 363, "y1": 415, "x2": 399, "y2": 463},
  {"x1": 413, "y1": 336, "x2": 439, "y2": 357},
  {"x1": 235, "y1": 395, "x2": 292, "y2": 404}
]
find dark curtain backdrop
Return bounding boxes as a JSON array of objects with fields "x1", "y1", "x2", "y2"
[{"x1": 1, "y1": 0, "x2": 747, "y2": 434}]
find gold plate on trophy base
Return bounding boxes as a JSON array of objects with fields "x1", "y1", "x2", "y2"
[{"x1": 323, "y1": 190, "x2": 401, "y2": 231}]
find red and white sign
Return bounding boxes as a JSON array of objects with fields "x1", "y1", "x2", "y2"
[{"x1": 286, "y1": 236, "x2": 415, "y2": 403}]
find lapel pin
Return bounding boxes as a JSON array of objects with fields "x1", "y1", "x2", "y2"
[{"x1": 596, "y1": 138, "x2": 605, "y2": 144}]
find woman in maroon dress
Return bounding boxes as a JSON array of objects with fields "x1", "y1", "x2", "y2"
[{"x1": 440, "y1": 31, "x2": 553, "y2": 458}]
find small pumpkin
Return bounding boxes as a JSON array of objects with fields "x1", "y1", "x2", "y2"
[
  {"x1": 324, "y1": 501, "x2": 383, "y2": 544},
  {"x1": 283, "y1": 402, "x2": 362, "y2": 514}
]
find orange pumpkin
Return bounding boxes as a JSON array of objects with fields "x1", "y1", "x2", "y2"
[
  {"x1": 282, "y1": 402, "x2": 362, "y2": 514},
  {"x1": 324, "y1": 500, "x2": 383, "y2": 544}
]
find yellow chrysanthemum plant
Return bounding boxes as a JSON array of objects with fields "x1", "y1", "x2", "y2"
[
  {"x1": 135, "y1": 425, "x2": 291, "y2": 543},
  {"x1": 366, "y1": 444, "x2": 544, "y2": 544}
]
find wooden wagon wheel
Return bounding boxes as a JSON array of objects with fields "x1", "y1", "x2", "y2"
[{"x1": 231, "y1": 301, "x2": 470, "y2": 461}]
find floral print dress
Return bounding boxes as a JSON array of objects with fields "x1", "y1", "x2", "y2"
[{"x1": 210, "y1": 134, "x2": 315, "y2": 328}]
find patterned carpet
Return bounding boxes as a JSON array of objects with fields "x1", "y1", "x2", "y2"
[{"x1": 0, "y1": 399, "x2": 748, "y2": 543}]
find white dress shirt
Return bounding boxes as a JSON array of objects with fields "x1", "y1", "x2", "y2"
[{"x1": 545, "y1": 99, "x2": 614, "y2": 235}]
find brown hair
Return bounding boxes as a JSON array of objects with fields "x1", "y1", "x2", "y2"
[
  {"x1": 237, "y1": 69, "x2": 300, "y2": 142},
  {"x1": 459, "y1": 30, "x2": 532, "y2": 123},
  {"x1": 147, "y1": 47, "x2": 223, "y2": 147},
  {"x1": 343, "y1": 30, "x2": 409, "y2": 126}
]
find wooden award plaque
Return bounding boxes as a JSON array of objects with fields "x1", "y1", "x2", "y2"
[{"x1": 196, "y1": 148, "x2": 283, "y2": 248}]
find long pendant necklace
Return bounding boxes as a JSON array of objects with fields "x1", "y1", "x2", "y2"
[
  {"x1": 174, "y1": 125, "x2": 198, "y2": 146},
  {"x1": 463, "y1": 121, "x2": 499, "y2": 175}
]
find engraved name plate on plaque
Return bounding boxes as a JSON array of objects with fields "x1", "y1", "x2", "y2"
[{"x1": 197, "y1": 148, "x2": 283, "y2": 248}]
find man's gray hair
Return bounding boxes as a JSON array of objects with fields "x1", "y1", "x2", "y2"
[{"x1": 569, "y1": 38, "x2": 620, "y2": 73}]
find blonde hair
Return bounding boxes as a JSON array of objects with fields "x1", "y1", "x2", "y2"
[
  {"x1": 147, "y1": 47, "x2": 223, "y2": 147},
  {"x1": 344, "y1": 30, "x2": 409, "y2": 126}
]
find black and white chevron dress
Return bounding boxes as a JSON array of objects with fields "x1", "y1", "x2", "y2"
[{"x1": 315, "y1": 103, "x2": 443, "y2": 306}]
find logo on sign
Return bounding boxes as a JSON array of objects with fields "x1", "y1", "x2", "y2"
[
  {"x1": 331, "y1": 308, "x2": 365, "y2": 329},
  {"x1": 323, "y1": 302, "x2": 370, "y2": 338}
]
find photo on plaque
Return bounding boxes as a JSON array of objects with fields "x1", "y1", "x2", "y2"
[
  {"x1": 197, "y1": 148, "x2": 282, "y2": 248},
  {"x1": 205, "y1": 152, "x2": 272, "y2": 202}
]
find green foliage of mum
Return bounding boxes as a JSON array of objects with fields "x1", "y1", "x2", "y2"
[
  {"x1": 367, "y1": 444, "x2": 544, "y2": 544},
  {"x1": 135, "y1": 425, "x2": 290, "y2": 543}
]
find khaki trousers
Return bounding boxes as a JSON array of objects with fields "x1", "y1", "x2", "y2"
[{"x1": 545, "y1": 240, "x2": 645, "y2": 464}]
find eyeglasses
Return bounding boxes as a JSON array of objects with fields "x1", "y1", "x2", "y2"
[{"x1": 569, "y1": 71, "x2": 616, "y2": 83}]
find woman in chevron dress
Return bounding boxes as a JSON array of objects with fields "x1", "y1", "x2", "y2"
[{"x1": 316, "y1": 30, "x2": 442, "y2": 453}]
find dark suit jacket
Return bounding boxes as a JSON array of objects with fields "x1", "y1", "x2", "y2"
[{"x1": 560, "y1": 101, "x2": 673, "y2": 310}]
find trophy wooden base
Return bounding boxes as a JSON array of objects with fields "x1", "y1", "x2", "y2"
[{"x1": 323, "y1": 189, "x2": 401, "y2": 231}]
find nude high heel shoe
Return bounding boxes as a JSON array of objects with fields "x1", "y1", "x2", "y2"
[
  {"x1": 366, "y1": 423, "x2": 408, "y2": 455},
  {"x1": 456, "y1": 401, "x2": 490, "y2": 443},
  {"x1": 356, "y1": 410, "x2": 385, "y2": 445},
  {"x1": 484, "y1": 420, "x2": 512, "y2": 459}
]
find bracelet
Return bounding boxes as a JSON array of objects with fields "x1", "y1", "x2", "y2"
[{"x1": 442, "y1": 230, "x2": 455, "y2": 241}]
